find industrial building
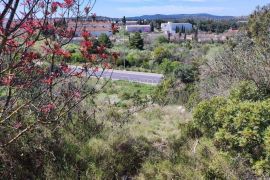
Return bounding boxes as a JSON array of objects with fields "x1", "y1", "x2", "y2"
[{"x1": 161, "y1": 22, "x2": 193, "y2": 34}]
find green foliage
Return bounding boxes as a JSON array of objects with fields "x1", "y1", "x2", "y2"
[
  {"x1": 173, "y1": 64, "x2": 198, "y2": 84},
  {"x1": 71, "y1": 52, "x2": 85, "y2": 63},
  {"x1": 153, "y1": 46, "x2": 171, "y2": 64},
  {"x1": 152, "y1": 78, "x2": 174, "y2": 105},
  {"x1": 194, "y1": 81, "x2": 270, "y2": 176},
  {"x1": 229, "y1": 81, "x2": 269, "y2": 102},
  {"x1": 129, "y1": 32, "x2": 144, "y2": 50},
  {"x1": 198, "y1": 20, "x2": 236, "y2": 33},
  {"x1": 64, "y1": 43, "x2": 80, "y2": 53},
  {"x1": 193, "y1": 97, "x2": 228, "y2": 137},
  {"x1": 248, "y1": 4, "x2": 270, "y2": 47},
  {"x1": 125, "y1": 50, "x2": 152, "y2": 67},
  {"x1": 156, "y1": 35, "x2": 169, "y2": 44},
  {"x1": 214, "y1": 99, "x2": 270, "y2": 175},
  {"x1": 159, "y1": 59, "x2": 180, "y2": 75},
  {"x1": 98, "y1": 33, "x2": 112, "y2": 48}
]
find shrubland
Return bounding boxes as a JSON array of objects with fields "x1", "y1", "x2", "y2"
[{"x1": 2, "y1": 1, "x2": 270, "y2": 179}]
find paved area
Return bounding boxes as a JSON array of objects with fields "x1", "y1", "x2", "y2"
[{"x1": 69, "y1": 66, "x2": 164, "y2": 85}]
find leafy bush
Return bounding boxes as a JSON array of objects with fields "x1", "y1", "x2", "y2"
[
  {"x1": 173, "y1": 64, "x2": 198, "y2": 84},
  {"x1": 156, "y1": 35, "x2": 169, "y2": 44},
  {"x1": 159, "y1": 59, "x2": 181, "y2": 75},
  {"x1": 126, "y1": 50, "x2": 151, "y2": 67},
  {"x1": 64, "y1": 43, "x2": 80, "y2": 53},
  {"x1": 153, "y1": 46, "x2": 172, "y2": 64},
  {"x1": 71, "y1": 52, "x2": 85, "y2": 63},
  {"x1": 194, "y1": 82, "x2": 270, "y2": 176},
  {"x1": 98, "y1": 33, "x2": 112, "y2": 48},
  {"x1": 81, "y1": 136, "x2": 153, "y2": 179},
  {"x1": 215, "y1": 99, "x2": 270, "y2": 175},
  {"x1": 193, "y1": 97, "x2": 228, "y2": 137},
  {"x1": 229, "y1": 81, "x2": 269, "y2": 102}
]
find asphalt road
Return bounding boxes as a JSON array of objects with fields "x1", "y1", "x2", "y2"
[{"x1": 70, "y1": 66, "x2": 164, "y2": 85}]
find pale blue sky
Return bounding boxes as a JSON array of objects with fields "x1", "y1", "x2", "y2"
[{"x1": 92, "y1": 0, "x2": 270, "y2": 17}]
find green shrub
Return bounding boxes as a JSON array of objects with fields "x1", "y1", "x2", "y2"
[
  {"x1": 229, "y1": 81, "x2": 269, "y2": 102},
  {"x1": 173, "y1": 64, "x2": 198, "y2": 84},
  {"x1": 213, "y1": 100, "x2": 270, "y2": 176},
  {"x1": 159, "y1": 59, "x2": 180, "y2": 75},
  {"x1": 153, "y1": 46, "x2": 171, "y2": 64},
  {"x1": 64, "y1": 43, "x2": 79, "y2": 53},
  {"x1": 203, "y1": 166, "x2": 226, "y2": 180},
  {"x1": 125, "y1": 50, "x2": 151, "y2": 67},
  {"x1": 193, "y1": 97, "x2": 228, "y2": 137},
  {"x1": 71, "y1": 52, "x2": 85, "y2": 63},
  {"x1": 156, "y1": 35, "x2": 169, "y2": 44},
  {"x1": 98, "y1": 33, "x2": 112, "y2": 48}
]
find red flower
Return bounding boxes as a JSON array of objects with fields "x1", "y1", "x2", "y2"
[
  {"x1": 81, "y1": 31, "x2": 90, "y2": 40},
  {"x1": 60, "y1": 63, "x2": 71, "y2": 73},
  {"x1": 63, "y1": 51, "x2": 71, "y2": 58},
  {"x1": 42, "y1": 76, "x2": 53, "y2": 85},
  {"x1": 93, "y1": 67, "x2": 99, "y2": 73},
  {"x1": 100, "y1": 53, "x2": 108, "y2": 59},
  {"x1": 73, "y1": 90, "x2": 81, "y2": 99},
  {"x1": 97, "y1": 45, "x2": 106, "y2": 53},
  {"x1": 103, "y1": 62, "x2": 111, "y2": 69},
  {"x1": 73, "y1": 70, "x2": 84, "y2": 77},
  {"x1": 13, "y1": 122, "x2": 23, "y2": 129},
  {"x1": 26, "y1": 40, "x2": 35, "y2": 47},
  {"x1": 41, "y1": 103, "x2": 56, "y2": 113},
  {"x1": 111, "y1": 23, "x2": 119, "y2": 34},
  {"x1": 112, "y1": 52, "x2": 120, "y2": 60},
  {"x1": 51, "y1": 2, "x2": 63, "y2": 13},
  {"x1": 80, "y1": 40, "x2": 93, "y2": 51},
  {"x1": 1, "y1": 74, "x2": 15, "y2": 86},
  {"x1": 64, "y1": 0, "x2": 74, "y2": 8}
]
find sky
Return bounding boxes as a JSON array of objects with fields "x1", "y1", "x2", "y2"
[{"x1": 92, "y1": 0, "x2": 270, "y2": 17}]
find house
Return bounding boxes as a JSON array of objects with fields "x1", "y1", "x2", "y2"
[
  {"x1": 68, "y1": 20, "x2": 113, "y2": 37},
  {"x1": 161, "y1": 22, "x2": 193, "y2": 35},
  {"x1": 125, "y1": 25, "x2": 151, "y2": 33},
  {"x1": 126, "y1": 21, "x2": 138, "y2": 25}
]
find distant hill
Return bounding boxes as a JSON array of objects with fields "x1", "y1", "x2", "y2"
[
  {"x1": 125, "y1": 13, "x2": 238, "y2": 21},
  {"x1": 86, "y1": 14, "x2": 247, "y2": 22}
]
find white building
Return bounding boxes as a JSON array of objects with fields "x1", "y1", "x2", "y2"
[
  {"x1": 125, "y1": 25, "x2": 151, "y2": 33},
  {"x1": 161, "y1": 22, "x2": 193, "y2": 35}
]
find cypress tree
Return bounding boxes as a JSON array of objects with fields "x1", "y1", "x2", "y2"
[{"x1": 122, "y1": 16, "x2": 126, "y2": 25}]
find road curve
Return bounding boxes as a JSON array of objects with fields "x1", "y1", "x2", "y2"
[{"x1": 69, "y1": 65, "x2": 164, "y2": 85}]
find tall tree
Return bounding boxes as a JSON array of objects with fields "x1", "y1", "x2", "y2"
[
  {"x1": 122, "y1": 16, "x2": 126, "y2": 25},
  {"x1": 248, "y1": 5, "x2": 270, "y2": 48},
  {"x1": 129, "y1": 32, "x2": 144, "y2": 50},
  {"x1": 98, "y1": 33, "x2": 112, "y2": 48},
  {"x1": 0, "y1": 0, "x2": 118, "y2": 177},
  {"x1": 150, "y1": 21, "x2": 155, "y2": 32}
]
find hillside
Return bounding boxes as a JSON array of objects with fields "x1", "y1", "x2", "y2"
[{"x1": 126, "y1": 13, "x2": 239, "y2": 21}]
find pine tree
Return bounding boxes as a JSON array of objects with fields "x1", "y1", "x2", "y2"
[
  {"x1": 129, "y1": 32, "x2": 144, "y2": 50},
  {"x1": 98, "y1": 33, "x2": 112, "y2": 48}
]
